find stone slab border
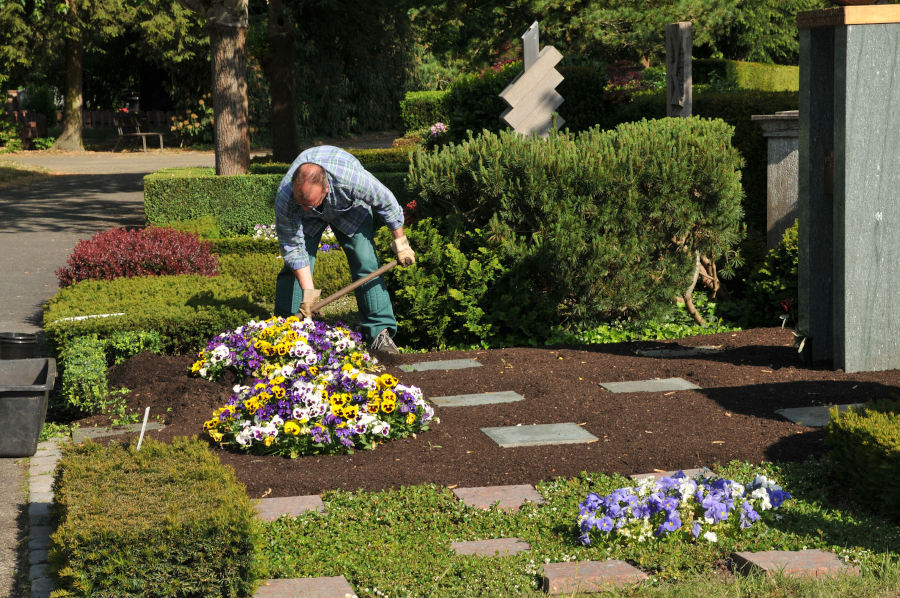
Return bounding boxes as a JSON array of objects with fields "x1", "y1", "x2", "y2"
[
  {"x1": 542, "y1": 560, "x2": 649, "y2": 594},
  {"x1": 775, "y1": 403, "x2": 862, "y2": 428},
  {"x1": 452, "y1": 484, "x2": 545, "y2": 512},
  {"x1": 731, "y1": 549, "x2": 861, "y2": 578},
  {"x1": 254, "y1": 576, "x2": 356, "y2": 598},
  {"x1": 72, "y1": 422, "x2": 165, "y2": 444},
  {"x1": 255, "y1": 495, "x2": 325, "y2": 522},
  {"x1": 451, "y1": 538, "x2": 531, "y2": 557}
]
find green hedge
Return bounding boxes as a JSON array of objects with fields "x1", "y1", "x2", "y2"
[
  {"x1": 43, "y1": 275, "x2": 268, "y2": 355},
  {"x1": 407, "y1": 118, "x2": 744, "y2": 334},
  {"x1": 695, "y1": 59, "x2": 799, "y2": 92},
  {"x1": 145, "y1": 168, "x2": 413, "y2": 236},
  {"x1": 211, "y1": 237, "x2": 280, "y2": 255},
  {"x1": 50, "y1": 437, "x2": 259, "y2": 597},
  {"x1": 400, "y1": 90, "x2": 451, "y2": 132},
  {"x1": 144, "y1": 169, "x2": 279, "y2": 235},
  {"x1": 826, "y1": 399, "x2": 900, "y2": 521}
]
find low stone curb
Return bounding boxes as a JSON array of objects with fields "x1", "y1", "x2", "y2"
[
  {"x1": 631, "y1": 467, "x2": 712, "y2": 482},
  {"x1": 451, "y1": 538, "x2": 530, "y2": 557},
  {"x1": 452, "y1": 484, "x2": 545, "y2": 512},
  {"x1": 254, "y1": 575, "x2": 356, "y2": 598},
  {"x1": 731, "y1": 549, "x2": 861, "y2": 578},
  {"x1": 542, "y1": 560, "x2": 648, "y2": 594},
  {"x1": 28, "y1": 440, "x2": 61, "y2": 598}
]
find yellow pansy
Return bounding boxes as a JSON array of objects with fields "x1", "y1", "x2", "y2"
[
  {"x1": 264, "y1": 436, "x2": 274, "y2": 447},
  {"x1": 308, "y1": 366, "x2": 319, "y2": 376},
  {"x1": 366, "y1": 402, "x2": 380, "y2": 414},
  {"x1": 254, "y1": 382, "x2": 268, "y2": 391},
  {"x1": 210, "y1": 430, "x2": 223, "y2": 443},
  {"x1": 202, "y1": 419, "x2": 218, "y2": 431},
  {"x1": 191, "y1": 361, "x2": 201, "y2": 373},
  {"x1": 277, "y1": 344, "x2": 288, "y2": 356},
  {"x1": 272, "y1": 386, "x2": 286, "y2": 399},
  {"x1": 286, "y1": 316, "x2": 299, "y2": 324},
  {"x1": 381, "y1": 390, "x2": 396, "y2": 403},
  {"x1": 283, "y1": 420, "x2": 301, "y2": 436},
  {"x1": 381, "y1": 400, "x2": 396, "y2": 414},
  {"x1": 377, "y1": 374, "x2": 398, "y2": 389},
  {"x1": 342, "y1": 405, "x2": 359, "y2": 420},
  {"x1": 406, "y1": 413, "x2": 416, "y2": 425},
  {"x1": 272, "y1": 376, "x2": 286, "y2": 385}
]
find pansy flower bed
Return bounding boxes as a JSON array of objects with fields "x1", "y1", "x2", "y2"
[
  {"x1": 191, "y1": 317, "x2": 435, "y2": 457},
  {"x1": 577, "y1": 471, "x2": 791, "y2": 546}
]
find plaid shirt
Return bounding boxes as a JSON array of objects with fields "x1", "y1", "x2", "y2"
[{"x1": 275, "y1": 146, "x2": 404, "y2": 270}]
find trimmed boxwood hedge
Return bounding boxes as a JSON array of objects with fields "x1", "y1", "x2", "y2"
[
  {"x1": 694, "y1": 58, "x2": 799, "y2": 92},
  {"x1": 43, "y1": 274, "x2": 268, "y2": 355},
  {"x1": 826, "y1": 399, "x2": 900, "y2": 521},
  {"x1": 50, "y1": 437, "x2": 259, "y2": 597}
]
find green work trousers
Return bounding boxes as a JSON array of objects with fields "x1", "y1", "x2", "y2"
[{"x1": 274, "y1": 213, "x2": 396, "y2": 342}]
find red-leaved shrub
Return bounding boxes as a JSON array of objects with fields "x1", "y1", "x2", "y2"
[{"x1": 56, "y1": 227, "x2": 219, "y2": 287}]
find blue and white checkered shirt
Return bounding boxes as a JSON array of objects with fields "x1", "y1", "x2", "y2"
[{"x1": 274, "y1": 146, "x2": 404, "y2": 270}]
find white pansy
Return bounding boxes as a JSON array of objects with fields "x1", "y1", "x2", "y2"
[{"x1": 703, "y1": 531, "x2": 718, "y2": 543}]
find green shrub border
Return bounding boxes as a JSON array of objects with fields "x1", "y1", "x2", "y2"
[{"x1": 50, "y1": 437, "x2": 260, "y2": 597}]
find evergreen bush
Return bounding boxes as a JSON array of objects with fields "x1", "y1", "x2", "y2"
[
  {"x1": 408, "y1": 118, "x2": 744, "y2": 329},
  {"x1": 56, "y1": 227, "x2": 218, "y2": 287},
  {"x1": 376, "y1": 219, "x2": 508, "y2": 348},
  {"x1": 826, "y1": 399, "x2": 900, "y2": 521},
  {"x1": 50, "y1": 437, "x2": 259, "y2": 597},
  {"x1": 44, "y1": 275, "x2": 268, "y2": 355}
]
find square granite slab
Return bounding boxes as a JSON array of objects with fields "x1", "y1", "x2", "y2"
[
  {"x1": 599, "y1": 377, "x2": 699, "y2": 393},
  {"x1": 481, "y1": 423, "x2": 598, "y2": 448},
  {"x1": 430, "y1": 390, "x2": 525, "y2": 407},
  {"x1": 399, "y1": 358, "x2": 483, "y2": 372}
]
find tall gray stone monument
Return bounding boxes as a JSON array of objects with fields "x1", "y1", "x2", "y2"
[
  {"x1": 665, "y1": 22, "x2": 692, "y2": 117},
  {"x1": 499, "y1": 21, "x2": 565, "y2": 137},
  {"x1": 798, "y1": 4, "x2": 900, "y2": 373},
  {"x1": 751, "y1": 110, "x2": 800, "y2": 249}
]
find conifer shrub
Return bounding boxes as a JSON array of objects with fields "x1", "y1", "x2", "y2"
[
  {"x1": 376, "y1": 218, "x2": 509, "y2": 348},
  {"x1": 56, "y1": 227, "x2": 218, "y2": 287},
  {"x1": 408, "y1": 118, "x2": 744, "y2": 329},
  {"x1": 50, "y1": 437, "x2": 259, "y2": 597},
  {"x1": 44, "y1": 275, "x2": 268, "y2": 355},
  {"x1": 826, "y1": 399, "x2": 900, "y2": 521}
]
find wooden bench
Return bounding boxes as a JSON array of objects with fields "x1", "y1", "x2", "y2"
[{"x1": 113, "y1": 114, "x2": 164, "y2": 152}]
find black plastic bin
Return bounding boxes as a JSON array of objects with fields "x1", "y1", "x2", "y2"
[
  {"x1": 0, "y1": 358, "x2": 57, "y2": 457},
  {"x1": 0, "y1": 332, "x2": 39, "y2": 360}
]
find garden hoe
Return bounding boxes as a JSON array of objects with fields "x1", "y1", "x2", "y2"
[{"x1": 310, "y1": 259, "x2": 398, "y2": 314}]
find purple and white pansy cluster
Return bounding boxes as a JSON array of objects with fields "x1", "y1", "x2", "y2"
[
  {"x1": 192, "y1": 316, "x2": 436, "y2": 457},
  {"x1": 577, "y1": 471, "x2": 791, "y2": 546}
]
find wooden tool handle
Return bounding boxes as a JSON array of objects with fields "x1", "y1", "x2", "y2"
[{"x1": 312, "y1": 260, "x2": 398, "y2": 312}]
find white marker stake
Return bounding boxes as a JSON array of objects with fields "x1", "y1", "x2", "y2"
[{"x1": 136, "y1": 407, "x2": 150, "y2": 451}]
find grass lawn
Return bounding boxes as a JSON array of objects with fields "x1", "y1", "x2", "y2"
[{"x1": 255, "y1": 459, "x2": 900, "y2": 597}]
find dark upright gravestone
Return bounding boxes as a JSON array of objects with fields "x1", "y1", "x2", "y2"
[
  {"x1": 665, "y1": 22, "x2": 692, "y2": 118},
  {"x1": 798, "y1": 5, "x2": 900, "y2": 373}
]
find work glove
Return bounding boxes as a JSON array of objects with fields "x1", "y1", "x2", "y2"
[
  {"x1": 298, "y1": 288, "x2": 321, "y2": 319},
  {"x1": 390, "y1": 235, "x2": 416, "y2": 266}
]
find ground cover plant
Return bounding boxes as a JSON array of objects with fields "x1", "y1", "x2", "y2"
[{"x1": 253, "y1": 460, "x2": 899, "y2": 597}]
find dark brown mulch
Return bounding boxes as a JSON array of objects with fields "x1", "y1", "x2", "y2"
[{"x1": 82, "y1": 328, "x2": 899, "y2": 499}]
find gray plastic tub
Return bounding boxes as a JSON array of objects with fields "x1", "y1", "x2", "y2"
[
  {"x1": 0, "y1": 358, "x2": 57, "y2": 457},
  {"x1": 0, "y1": 332, "x2": 38, "y2": 360}
]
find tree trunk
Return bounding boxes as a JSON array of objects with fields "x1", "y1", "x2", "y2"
[
  {"x1": 210, "y1": 22, "x2": 249, "y2": 175},
  {"x1": 53, "y1": 33, "x2": 84, "y2": 151},
  {"x1": 267, "y1": 0, "x2": 298, "y2": 162}
]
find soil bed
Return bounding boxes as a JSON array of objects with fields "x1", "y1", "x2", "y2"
[{"x1": 84, "y1": 327, "x2": 900, "y2": 499}]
